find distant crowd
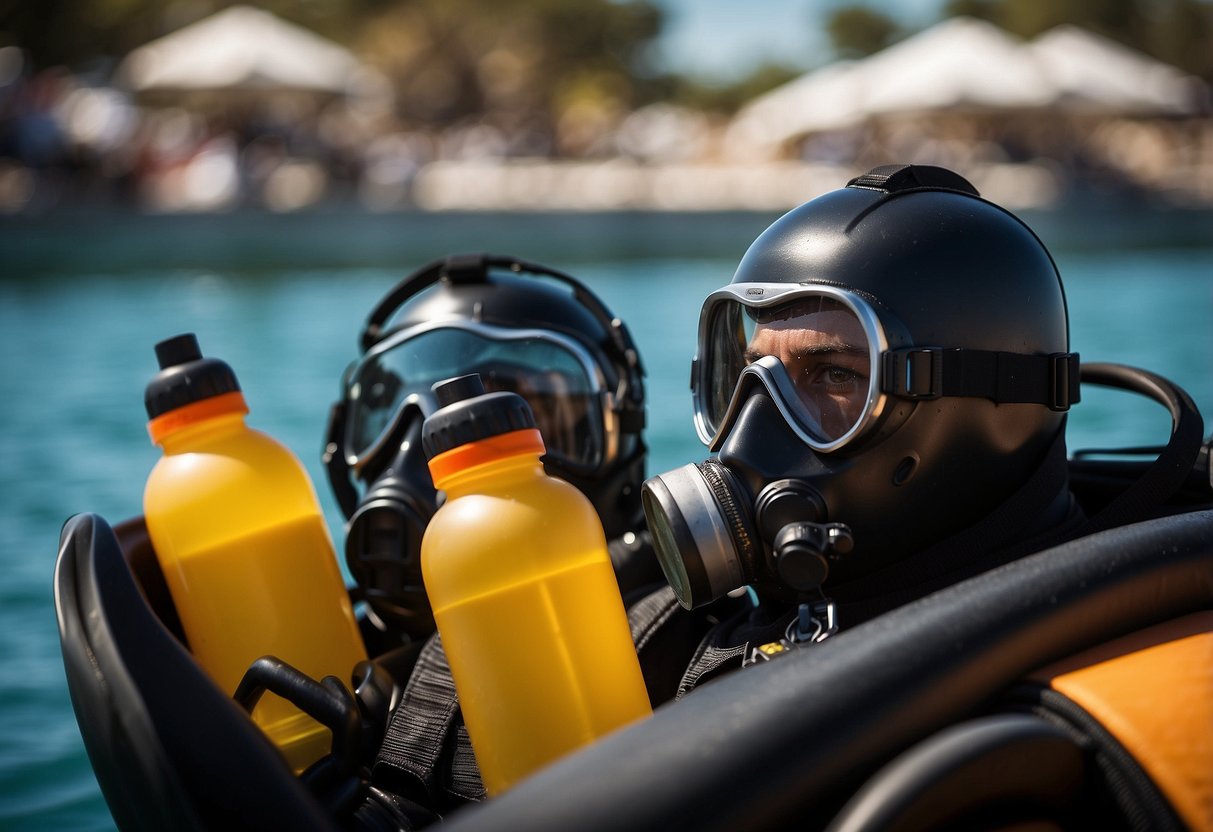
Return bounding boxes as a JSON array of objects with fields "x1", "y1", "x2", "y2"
[{"x1": 3, "y1": 60, "x2": 1210, "y2": 215}]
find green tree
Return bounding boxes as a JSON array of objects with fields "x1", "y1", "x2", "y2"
[
  {"x1": 825, "y1": 6, "x2": 901, "y2": 59},
  {"x1": 355, "y1": 0, "x2": 663, "y2": 131},
  {"x1": 668, "y1": 63, "x2": 803, "y2": 115}
]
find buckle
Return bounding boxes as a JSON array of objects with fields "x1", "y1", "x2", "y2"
[
  {"x1": 882, "y1": 348, "x2": 942, "y2": 399},
  {"x1": 1048, "y1": 352, "x2": 1080, "y2": 411}
]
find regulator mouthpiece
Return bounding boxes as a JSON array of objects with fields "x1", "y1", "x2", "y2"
[{"x1": 642, "y1": 460, "x2": 853, "y2": 609}]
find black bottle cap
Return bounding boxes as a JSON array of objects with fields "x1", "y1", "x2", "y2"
[
  {"x1": 422, "y1": 373, "x2": 537, "y2": 459},
  {"x1": 144, "y1": 333, "x2": 242, "y2": 419}
]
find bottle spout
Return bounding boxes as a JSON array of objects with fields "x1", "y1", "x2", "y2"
[
  {"x1": 433, "y1": 374, "x2": 487, "y2": 408},
  {"x1": 154, "y1": 333, "x2": 203, "y2": 370}
]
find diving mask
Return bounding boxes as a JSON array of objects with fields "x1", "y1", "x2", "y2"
[
  {"x1": 694, "y1": 283, "x2": 1078, "y2": 456},
  {"x1": 342, "y1": 320, "x2": 616, "y2": 480}
]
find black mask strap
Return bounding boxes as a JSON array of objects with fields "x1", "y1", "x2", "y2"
[
  {"x1": 882, "y1": 349, "x2": 1081, "y2": 411},
  {"x1": 323, "y1": 399, "x2": 360, "y2": 519}
]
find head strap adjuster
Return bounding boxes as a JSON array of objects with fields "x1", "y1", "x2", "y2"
[
  {"x1": 882, "y1": 348, "x2": 1080, "y2": 411},
  {"x1": 1048, "y1": 352, "x2": 1079, "y2": 411},
  {"x1": 882, "y1": 348, "x2": 944, "y2": 399}
]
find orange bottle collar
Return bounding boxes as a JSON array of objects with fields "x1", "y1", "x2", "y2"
[
  {"x1": 428, "y1": 428, "x2": 545, "y2": 485},
  {"x1": 147, "y1": 391, "x2": 249, "y2": 444}
]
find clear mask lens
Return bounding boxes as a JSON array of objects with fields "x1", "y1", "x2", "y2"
[
  {"x1": 700, "y1": 289, "x2": 883, "y2": 450},
  {"x1": 346, "y1": 325, "x2": 606, "y2": 472}
]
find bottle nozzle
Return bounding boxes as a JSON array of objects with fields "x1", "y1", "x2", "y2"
[
  {"x1": 155, "y1": 333, "x2": 203, "y2": 369},
  {"x1": 434, "y1": 374, "x2": 486, "y2": 407}
]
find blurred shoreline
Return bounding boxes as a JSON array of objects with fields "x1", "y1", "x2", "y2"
[{"x1": 2, "y1": 198, "x2": 1209, "y2": 281}]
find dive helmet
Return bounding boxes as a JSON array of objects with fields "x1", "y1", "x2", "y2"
[
  {"x1": 325, "y1": 253, "x2": 646, "y2": 638},
  {"x1": 642, "y1": 164, "x2": 1080, "y2": 610}
]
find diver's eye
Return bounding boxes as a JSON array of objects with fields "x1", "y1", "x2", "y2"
[{"x1": 825, "y1": 366, "x2": 859, "y2": 386}]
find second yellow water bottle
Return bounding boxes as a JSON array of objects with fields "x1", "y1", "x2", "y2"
[
  {"x1": 419, "y1": 374, "x2": 651, "y2": 795},
  {"x1": 142, "y1": 333, "x2": 367, "y2": 772}
]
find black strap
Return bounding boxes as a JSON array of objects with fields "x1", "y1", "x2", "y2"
[
  {"x1": 848, "y1": 164, "x2": 981, "y2": 196},
  {"x1": 882, "y1": 348, "x2": 1080, "y2": 411},
  {"x1": 627, "y1": 584, "x2": 683, "y2": 651},
  {"x1": 674, "y1": 600, "x2": 761, "y2": 700},
  {"x1": 372, "y1": 633, "x2": 485, "y2": 806},
  {"x1": 676, "y1": 640, "x2": 748, "y2": 700}
]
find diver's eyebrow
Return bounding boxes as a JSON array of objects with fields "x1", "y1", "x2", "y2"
[{"x1": 745, "y1": 342, "x2": 866, "y2": 362}]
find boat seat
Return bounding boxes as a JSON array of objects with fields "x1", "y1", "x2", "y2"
[{"x1": 53, "y1": 512, "x2": 335, "y2": 832}]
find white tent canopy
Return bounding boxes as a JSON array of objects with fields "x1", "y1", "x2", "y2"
[
  {"x1": 1029, "y1": 24, "x2": 1205, "y2": 115},
  {"x1": 724, "y1": 60, "x2": 867, "y2": 153},
  {"x1": 727, "y1": 17, "x2": 1207, "y2": 155},
  {"x1": 117, "y1": 5, "x2": 372, "y2": 95},
  {"x1": 856, "y1": 17, "x2": 1055, "y2": 115}
]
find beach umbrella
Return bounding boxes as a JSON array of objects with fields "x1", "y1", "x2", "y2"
[
  {"x1": 1029, "y1": 25, "x2": 1207, "y2": 115},
  {"x1": 117, "y1": 5, "x2": 371, "y2": 95}
]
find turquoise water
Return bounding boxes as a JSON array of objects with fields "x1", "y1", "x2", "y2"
[{"x1": 0, "y1": 208, "x2": 1209, "y2": 830}]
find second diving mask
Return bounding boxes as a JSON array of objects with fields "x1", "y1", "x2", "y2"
[
  {"x1": 646, "y1": 283, "x2": 1081, "y2": 610},
  {"x1": 343, "y1": 320, "x2": 614, "y2": 480}
]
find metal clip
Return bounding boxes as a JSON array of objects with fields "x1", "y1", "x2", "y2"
[{"x1": 788, "y1": 599, "x2": 837, "y2": 645}]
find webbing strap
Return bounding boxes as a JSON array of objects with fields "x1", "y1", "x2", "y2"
[
  {"x1": 676, "y1": 641, "x2": 748, "y2": 700},
  {"x1": 446, "y1": 721, "x2": 484, "y2": 801},
  {"x1": 372, "y1": 633, "x2": 485, "y2": 804},
  {"x1": 628, "y1": 585, "x2": 682, "y2": 652}
]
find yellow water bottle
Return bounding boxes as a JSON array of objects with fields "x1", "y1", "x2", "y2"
[
  {"x1": 141, "y1": 333, "x2": 367, "y2": 772},
  {"x1": 420, "y1": 374, "x2": 651, "y2": 795}
]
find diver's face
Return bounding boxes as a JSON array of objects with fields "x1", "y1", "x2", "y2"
[{"x1": 745, "y1": 308, "x2": 871, "y2": 441}]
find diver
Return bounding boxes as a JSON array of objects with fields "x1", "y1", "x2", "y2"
[
  {"x1": 637, "y1": 163, "x2": 1208, "y2": 694},
  {"x1": 324, "y1": 252, "x2": 663, "y2": 647},
  {"x1": 323, "y1": 253, "x2": 670, "y2": 816}
]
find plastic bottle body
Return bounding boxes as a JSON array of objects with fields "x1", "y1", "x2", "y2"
[
  {"x1": 422, "y1": 447, "x2": 651, "y2": 795},
  {"x1": 144, "y1": 409, "x2": 367, "y2": 771}
]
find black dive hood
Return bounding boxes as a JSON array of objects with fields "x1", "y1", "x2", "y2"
[{"x1": 644, "y1": 165, "x2": 1078, "y2": 608}]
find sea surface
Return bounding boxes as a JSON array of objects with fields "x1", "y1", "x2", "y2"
[{"x1": 0, "y1": 206, "x2": 1210, "y2": 830}]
